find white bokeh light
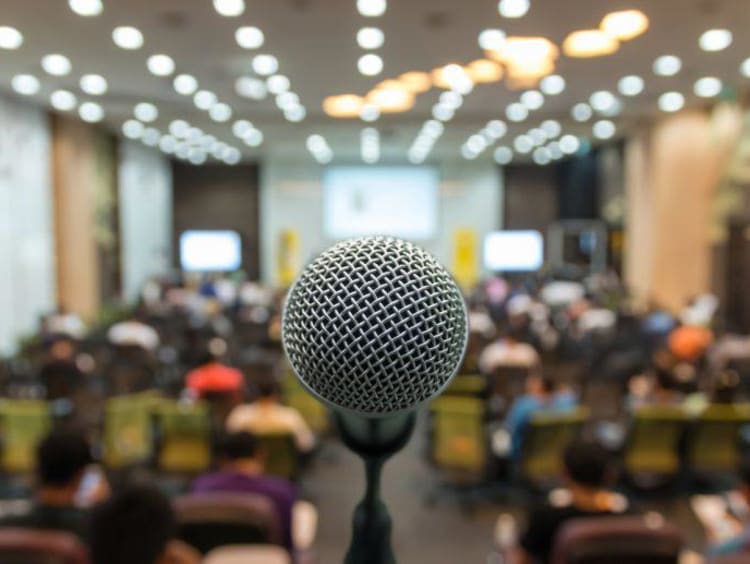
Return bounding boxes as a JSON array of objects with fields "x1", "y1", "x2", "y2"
[
  {"x1": 112, "y1": 26, "x2": 144, "y2": 50},
  {"x1": 147, "y1": 54, "x2": 175, "y2": 76},
  {"x1": 79, "y1": 101, "x2": 104, "y2": 123},
  {"x1": 80, "y1": 74, "x2": 108, "y2": 95},
  {"x1": 618, "y1": 75, "x2": 644, "y2": 96},
  {"x1": 50, "y1": 90, "x2": 77, "y2": 111},
  {"x1": 658, "y1": 91, "x2": 685, "y2": 112},
  {"x1": 358, "y1": 53, "x2": 383, "y2": 76},
  {"x1": 42, "y1": 54, "x2": 72, "y2": 76},
  {"x1": 653, "y1": 55, "x2": 681, "y2": 76},
  {"x1": 235, "y1": 26, "x2": 264, "y2": 49},
  {"x1": 69, "y1": 0, "x2": 103, "y2": 17},
  {"x1": 12, "y1": 74, "x2": 40, "y2": 96},
  {"x1": 214, "y1": 0, "x2": 245, "y2": 17}
]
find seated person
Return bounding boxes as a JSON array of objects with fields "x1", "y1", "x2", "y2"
[
  {"x1": 38, "y1": 336, "x2": 86, "y2": 401},
  {"x1": 479, "y1": 328, "x2": 541, "y2": 374},
  {"x1": 626, "y1": 366, "x2": 684, "y2": 412},
  {"x1": 514, "y1": 440, "x2": 630, "y2": 564},
  {"x1": 184, "y1": 338, "x2": 244, "y2": 399},
  {"x1": 708, "y1": 459, "x2": 750, "y2": 557},
  {"x1": 0, "y1": 430, "x2": 109, "y2": 540},
  {"x1": 191, "y1": 432, "x2": 297, "y2": 549},
  {"x1": 226, "y1": 378, "x2": 315, "y2": 453},
  {"x1": 90, "y1": 485, "x2": 200, "y2": 564},
  {"x1": 107, "y1": 308, "x2": 160, "y2": 352}
]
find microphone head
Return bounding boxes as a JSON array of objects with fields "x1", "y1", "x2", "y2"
[{"x1": 282, "y1": 236, "x2": 468, "y2": 417}]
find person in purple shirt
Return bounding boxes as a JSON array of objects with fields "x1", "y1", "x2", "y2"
[{"x1": 191, "y1": 431, "x2": 297, "y2": 549}]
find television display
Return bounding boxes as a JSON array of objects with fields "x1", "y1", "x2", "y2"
[
  {"x1": 483, "y1": 230, "x2": 544, "y2": 272},
  {"x1": 180, "y1": 230, "x2": 242, "y2": 272}
]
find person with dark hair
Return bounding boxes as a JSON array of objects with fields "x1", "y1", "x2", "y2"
[
  {"x1": 90, "y1": 485, "x2": 199, "y2": 564},
  {"x1": 191, "y1": 432, "x2": 297, "y2": 549},
  {"x1": 513, "y1": 440, "x2": 630, "y2": 563},
  {"x1": 226, "y1": 378, "x2": 315, "y2": 452},
  {"x1": 38, "y1": 336, "x2": 86, "y2": 401},
  {"x1": 0, "y1": 430, "x2": 109, "y2": 540},
  {"x1": 705, "y1": 459, "x2": 750, "y2": 557},
  {"x1": 184, "y1": 338, "x2": 244, "y2": 399}
]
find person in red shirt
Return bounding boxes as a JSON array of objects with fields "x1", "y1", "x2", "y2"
[{"x1": 184, "y1": 338, "x2": 244, "y2": 398}]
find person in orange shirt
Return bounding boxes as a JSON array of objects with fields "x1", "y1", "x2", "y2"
[{"x1": 184, "y1": 338, "x2": 244, "y2": 398}]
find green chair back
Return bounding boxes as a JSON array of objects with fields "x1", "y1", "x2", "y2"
[
  {"x1": 624, "y1": 405, "x2": 687, "y2": 476},
  {"x1": 154, "y1": 400, "x2": 212, "y2": 474},
  {"x1": 442, "y1": 374, "x2": 486, "y2": 397},
  {"x1": 430, "y1": 396, "x2": 486, "y2": 474},
  {"x1": 102, "y1": 391, "x2": 161, "y2": 469},
  {"x1": 685, "y1": 403, "x2": 750, "y2": 473},
  {"x1": 256, "y1": 432, "x2": 299, "y2": 480},
  {"x1": 281, "y1": 375, "x2": 329, "y2": 435},
  {"x1": 0, "y1": 400, "x2": 51, "y2": 474},
  {"x1": 519, "y1": 407, "x2": 589, "y2": 485}
]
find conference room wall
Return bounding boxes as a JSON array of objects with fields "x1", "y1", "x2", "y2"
[
  {"x1": 259, "y1": 159, "x2": 503, "y2": 286},
  {"x1": 0, "y1": 95, "x2": 56, "y2": 355}
]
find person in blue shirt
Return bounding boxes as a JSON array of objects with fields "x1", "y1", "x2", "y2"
[{"x1": 709, "y1": 460, "x2": 750, "y2": 557}]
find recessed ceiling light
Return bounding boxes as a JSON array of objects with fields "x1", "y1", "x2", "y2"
[
  {"x1": 699, "y1": 29, "x2": 732, "y2": 52},
  {"x1": 69, "y1": 0, "x2": 102, "y2": 17},
  {"x1": 653, "y1": 55, "x2": 681, "y2": 76},
  {"x1": 487, "y1": 120, "x2": 507, "y2": 139},
  {"x1": 142, "y1": 128, "x2": 160, "y2": 146},
  {"x1": 224, "y1": 148, "x2": 242, "y2": 165},
  {"x1": 79, "y1": 101, "x2": 104, "y2": 123},
  {"x1": 243, "y1": 129, "x2": 264, "y2": 147},
  {"x1": 188, "y1": 148, "x2": 208, "y2": 166},
  {"x1": 267, "y1": 74, "x2": 290, "y2": 95},
  {"x1": 169, "y1": 119, "x2": 190, "y2": 138},
  {"x1": 540, "y1": 74, "x2": 565, "y2": 95},
  {"x1": 252, "y1": 54, "x2": 279, "y2": 76},
  {"x1": 593, "y1": 119, "x2": 616, "y2": 140},
  {"x1": 659, "y1": 91, "x2": 685, "y2": 112},
  {"x1": 235, "y1": 76, "x2": 267, "y2": 99},
  {"x1": 134, "y1": 102, "x2": 158, "y2": 122},
  {"x1": 11, "y1": 74, "x2": 40, "y2": 96},
  {"x1": 80, "y1": 74, "x2": 107, "y2": 95},
  {"x1": 694, "y1": 76, "x2": 722, "y2": 98},
  {"x1": 147, "y1": 54, "x2": 175, "y2": 76},
  {"x1": 368, "y1": 85, "x2": 414, "y2": 113},
  {"x1": 209, "y1": 102, "x2": 232, "y2": 122},
  {"x1": 360, "y1": 104, "x2": 381, "y2": 122},
  {"x1": 618, "y1": 75, "x2": 644, "y2": 96},
  {"x1": 589, "y1": 90, "x2": 618, "y2": 113},
  {"x1": 514, "y1": 135, "x2": 534, "y2": 154},
  {"x1": 323, "y1": 94, "x2": 364, "y2": 118},
  {"x1": 432, "y1": 103, "x2": 455, "y2": 121},
  {"x1": 494, "y1": 146, "x2": 513, "y2": 164},
  {"x1": 541, "y1": 119, "x2": 561, "y2": 138},
  {"x1": 235, "y1": 26, "x2": 264, "y2": 49},
  {"x1": 358, "y1": 53, "x2": 383, "y2": 76},
  {"x1": 466, "y1": 59, "x2": 503, "y2": 83},
  {"x1": 0, "y1": 26, "x2": 23, "y2": 50},
  {"x1": 159, "y1": 135, "x2": 177, "y2": 153},
  {"x1": 122, "y1": 119, "x2": 145, "y2": 139},
  {"x1": 357, "y1": 27, "x2": 384, "y2": 49},
  {"x1": 571, "y1": 102, "x2": 593, "y2": 122},
  {"x1": 533, "y1": 147, "x2": 551, "y2": 165},
  {"x1": 439, "y1": 90, "x2": 463, "y2": 110},
  {"x1": 548, "y1": 141, "x2": 563, "y2": 160},
  {"x1": 285, "y1": 105, "x2": 306, "y2": 122},
  {"x1": 232, "y1": 120, "x2": 252, "y2": 137},
  {"x1": 520, "y1": 90, "x2": 544, "y2": 110},
  {"x1": 357, "y1": 0, "x2": 387, "y2": 17},
  {"x1": 528, "y1": 128, "x2": 547, "y2": 146},
  {"x1": 560, "y1": 134, "x2": 581, "y2": 154},
  {"x1": 478, "y1": 29, "x2": 506, "y2": 51},
  {"x1": 741, "y1": 58, "x2": 750, "y2": 78},
  {"x1": 213, "y1": 0, "x2": 245, "y2": 17},
  {"x1": 193, "y1": 90, "x2": 217, "y2": 110},
  {"x1": 506, "y1": 102, "x2": 529, "y2": 122},
  {"x1": 600, "y1": 10, "x2": 649, "y2": 41},
  {"x1": 275, "y1": 92, "x2": 300, "y2": 110},
  {"x1": 498, "y1": 0, "x2": 530, "y2": 18},
  {"x1": 41, "y1": 54, "x2": 72, "y2": 76},
  {"x1": 563, "y1": 29, "x2": 619, "y2": 58},
  {"x1": 173, "y1": 74, "x2": 198, "y2": 95},
  {"x1": 50, "y1": 90, "x2": 77, "y2": 111},
  {"x1": 112, "y1": 26, "x2": 144, "y2": 50},
  {"x1": 398, "y1": 71, "x2": 431, "y2": 93}
]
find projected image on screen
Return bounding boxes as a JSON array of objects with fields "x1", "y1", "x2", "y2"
[
  {"x1": 324, "y1": 166, "x2": 439, "y2": 240},
  {"x1": 484, "y1": 230, "x2": 544, "y2": 272},
  {"x1": 180, "y1": 230, "x2": 242, "y2": 272}
]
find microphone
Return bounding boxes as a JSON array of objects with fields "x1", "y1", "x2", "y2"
[{"x1": 282, "y1": 236, "x2": 468, "y2": 564}]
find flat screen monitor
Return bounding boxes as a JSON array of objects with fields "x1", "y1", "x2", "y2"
[
  {"x1": 180, "y1": 230, "x2": 242, "y2": 272},
  {"x1": 323, "y1": 166, "x2": 439, "y2": 240},
  {"x1": 483, "y1": 230, "x2": 544, "y2": 272}
]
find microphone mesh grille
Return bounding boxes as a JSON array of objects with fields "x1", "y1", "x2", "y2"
[{"x1": 282, "y1": 237, "x2": 468, "y2": 416}]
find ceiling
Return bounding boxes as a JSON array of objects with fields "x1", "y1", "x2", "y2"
[{"x1": 1, "y1": 0, "x2": 749, "y2": 164}]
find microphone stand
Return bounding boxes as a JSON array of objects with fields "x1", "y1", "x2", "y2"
[{"x1": 334, "y1": 411, "x2": 417, "y2": 564}]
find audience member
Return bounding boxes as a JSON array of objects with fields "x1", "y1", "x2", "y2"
[
  {"x1": 38, "y1": 337, "x2": 86, "y2": 401},
  {"x1": 479, "y1": 328, "x2": 541, "y2": 374},
  {"x1": 90, "y1": 485, "x2": 200, "y2": 564},
  {"x1": 513, "y1": 440, "x2": 630, "y2": 564},
  {"x1": 43, "y1": 308, "x2": 86, "y2": 341},
  {"x1": 107, "y1": 308, "x2": 160, "y2": 352},
  {"x1": 226, "y1": 378, "x2": 315, "y2": 453},
  {"x1": 191, "y1": 431, "x2": 297, "y2": 549},
  {"x1": 708, "y1": 459, "x2": 750, "y2": 557},
  {"x1": 184, "y1": 338, "x2": 244, "y2": 399}
]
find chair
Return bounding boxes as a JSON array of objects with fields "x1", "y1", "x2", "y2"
[
  {"x1": 174, "y1": 492, "x2": 284, "y2": 555},
  {"x1": 430, "y1": 396, "x2": 486, "y2": 477},
  {"x1": 0, "y1": 528, "x2": 89, "y2": 564},
  {"x1": 623, "y1": 405, "x2": 688, "y2": 486},
  {"x1": 102, "y1": 391, "x2": 160, "y2": 469},
  {"x1": 103, "y1": 344, "x2": 155, "y2": 396},
  {"x1": 256, "y1": 432, "x2": 300, "y2": 481},
  {"x1": 684, "y1": 403, "x2": 750, "y2": 475},
  {"x1": 0, "y1": 400, "x2": 51, "y2": 474},
  {"x1": 518, "y1": 407, "x2": 589, "y2": 487},
  {"x1": 204, "y1": 546, "x2": 291, "y2": 564},
  {"x1": 551, "y1": 515, "x2": 683, "y2": 564},
  {"x1": 441, "y1": 374, "x2": 486, "y2": 398},
  {"x1": 154, "y1": 400, "x2": 212, "y2": 474},
  {"x1": 281, "y1": 376, "x2": 329, "y2": 436}
]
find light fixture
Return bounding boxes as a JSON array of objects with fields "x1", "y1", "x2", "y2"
[
  {"x1": 275, "y1": 92, "x2": 300, "y2": 110},
  {"x1": 432, "y1": 103, "x2": 455, "y2": 121},
  {"x1": 252, "y1": 54, "x2": 279, "y2": 76},
  {"x1": 213, "y1": 0, "x2": 245, "y2": 17},
  {"x1": 487, "y1": 120, "x2": 507, "y2": 139},
  {"x1": 541, "y1": 119, "x2": 561, "y2": 138},
  {"x1": 694, "y1": 76, "x2": 722, "y2": 98},
  {"x1": 358, "y1": 53, "x2": 383, "y2": 76},
  {"x1": 486, "y1": 36, "x2": 558, "y2": 86},
  {"x1": 0, "y1": 26, "x2": 23, "y2": 50},
  {"x1": 243, "y1": 129, "x2": 264, "y2": 147},
  {"x1": 173, "y1": 74, "x2": 198, "y2": 95},
  {"x1": 658, "y1": 91, "x2": 685, "y2": 112},
  {"x1": 466, "y1": 59, "x2": 503, "y2": 83},
  {"x1": 357, "y1": 27, "x2": 384, "y2": 49},
  {"x1": 399, "y1": 71, "x2": 432, "y2": 93},
  {"x1": 80, "y1": 74, "x2": 107, "y2": 95},
  {"x1": 357, "y1": 0, "x2": 387, "y2": 17},
  {"x1": 361, "y1": 128, "x2": 380, "y2": 164},
  {"x1": 69, "y1": 0, "x2": 103, "y2": 17},
  {"x1": 423, "y1": 120, "x2": 444, "y2": 138},
  {"x1": 548, "y1": 141, "x2": 563, "y2": 160},
  {"x1": 589, "y1": 90, "x2": 617, "y2": 113},
  {"x1": 134, "y1": 102, "x2": 158, "y2": 122},
  {"x1": 563, "y1": 29, "x2": 619, "y2": 58},
  {"x1": 194, "y1": 90, "x2": 217, "y2": 110},
  {"x1": 540, "y1": 74, "x2": 565, "y2": 95},
  {"x1": 223, "y1": 148, "x2": 242, "y2": 165},
  {"x1": 439, "y1": 90, "x2": 463, "y2": 110},
  {"x1": 79, "y1": 102, "x2": 104, "y2": 123},
  {"x1": 169, "y1": 119, "x2": 190, "y2": 138},
  {"x1": 142, "y1": 128, "x2": 160, "y2": 146},
  {"x1": 147, "y1": 54, "x2": 175, "y2": 76},
  {"x1": 528, "y1": 128, "x2": 547, "y2": 146},
  {"x1": 368, "y1": 85, "x2": 414, "y2": 113},
  {"x1": 498, "y1": 0, "x2": 530, "y2": 18},
  {"x1": 533, "y1": 147, "x2": 551, "y2": 165},
  {"x1": 41, "y1": 54, "x2": 72, "y2": 76},
  {"x1": 653, "y1": 55, "x2": 681, "y2": 76},
  {"x1": 618, "y1": 75, "x2": 644, "y2": 96},
  {"x1": 235, "y1": 26, "x2": 264, "y2": 48},
  {"x1": 359, "y1": 104, "x2": 381, "y2": 122},
  {"x1": 600, "y1": 10, "x2": 649, "y2": 41},
  {"x1": 741, "y1": 58, "x2": 750, "y2": 78},
  {"x1": 514, "y1": 135, "x2": 534, "y2": 154},
  {"x1": 159, "y1": 135, "x2": 177, "y2": 153},
  {"x1": 112, "y1": 26, "x2": 144, "y2": 50},
  {"x1": 560, "y1": 134, "x2": 581, "y2": 154},
  {"x1": 122, "y1": 119, "x2": 145, "y2": 139},
  {"x1": 232, "y1": 120, "x2": 252, "y2": 137},
  {"x1": 50, "y1": 90, "x2": 77, "y2": 111},
  {"x1": 323, "y1": 94, "x2": 364, "y2": 118},
  {"x1": 571, "y1": 102, "x2": 593, "y2": 122},
  {"x1": 11, "y1": 74, "x2": 40, "y2": 96},
  {"x1": 285, "y1": 105, "x2": 306, "y2": 122},
  {"x1": 520, "y1": 90, "x2": 544, "y2": 110},
  {"x1": 431, "y1": 64, "x2": 474, "y2": 93},
  {"x1": 699, "y1": 29, "x2": 732, "y2": 52},
  {"x1": 593, "y1": 119, "x2": 616, "y2": 140},
  {"x1": 235, "y1": 76, "x2": 267, "y2": 100},
  {"x1": 267, "y1": 75, "x2": 290, "y2": 94},
  {"x1": 209, "y1": 103, "x2": 232, "y2": 122},
  {"x1": 506, "y1": 102, "x2": 529, "y2": 122},
  {"x1": 479, "y1": 29, "x2": 506, "y2": 51},
  {"x1": 494, "y1": 146, "x2": 513, "y2": 164}
]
